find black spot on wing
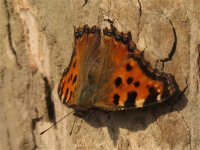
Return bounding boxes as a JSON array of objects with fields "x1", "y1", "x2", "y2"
[
  {"x1": 113, "y1": 94, "x2": 120, "y2": 105},
  {"x1": 63, "y1": 88, "x2": 69, "y2": 104},
  {"x1": 126, "y1": 63, "x2": 132, "y2": 71},
  {"x1": 124, "y1": 91, "x2": 137, "y2": 107},
  {"x1": 144, "y1": 87, "x2": 159, "y2": 105},
  {"x1": 115, "y1": 77, "x2": 122, "y2": 87},
  {"x1": 127, "y1": 77, "x2": 133, "y2": 84},
  {"x1": 72, "y1": 75, "x2": 77, "y2": 84},
  {"x1": 134, "y1": 81, "x2": 140, "y2": 87},
  {"x1": 68, "y1": 74, "x2": 73, "y2": 83}
]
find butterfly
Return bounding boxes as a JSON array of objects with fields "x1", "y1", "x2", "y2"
[{"x1": 57, "y1": 24, "x2": 179, "y2": 112}]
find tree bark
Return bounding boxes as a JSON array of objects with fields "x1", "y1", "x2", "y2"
[{"x1": 0, "y1": 0, "x2": 200, "y2": 150}]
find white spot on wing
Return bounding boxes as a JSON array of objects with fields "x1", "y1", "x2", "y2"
[
  {"x1": 135, "y1": 98, "x2": 145, "y2": 107},
  {"x1": 157, "y1": 94, "x2": 161, "y2": 102}
]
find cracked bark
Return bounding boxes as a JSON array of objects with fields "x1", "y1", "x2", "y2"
[
  {"x1": 137, "y1": 0, "x2": 142, "y2": 18},
  {"x1": 3, "y1": 0, "x2": 21, "y2": 69},
  {"x1": 136, "y1": 0, "x2": 142, "y2": 42},
  {"x1": 160, "y1": 13, "x2": 177, "y2": 70},
  {"x1": 5, "y1": 119, "x2": 12, "y2": 150},
  {"x1": 82, "y1": 0, "x2": 88, "y2": 7},
  {"x1": 0, "y1": 0, "x2": 200, "y2": 150},
  {"x1": 198, "y1": 45, "x2": 200, "y2": 77}
]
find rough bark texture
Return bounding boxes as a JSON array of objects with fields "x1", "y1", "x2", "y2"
[{"x1": 0, "y1": 0, "x2": 200, "y2": 150}]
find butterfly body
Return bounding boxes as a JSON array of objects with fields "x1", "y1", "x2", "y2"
[{"x1": 58, "y1": 25, "x2": 179, "y2": 111}]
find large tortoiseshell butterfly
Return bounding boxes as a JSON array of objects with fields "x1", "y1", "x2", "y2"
[{"x1": 57, "y1": 25, "x2": 179, "y2": 111}]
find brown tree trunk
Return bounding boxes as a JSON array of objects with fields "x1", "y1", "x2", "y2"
[{"x1": 0, "y1": 0, "x2": 200, "y2": 149}]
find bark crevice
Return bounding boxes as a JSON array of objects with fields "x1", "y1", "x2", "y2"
[{"x1": 4, "y1": 0, "x2": 21, "y2": 68}]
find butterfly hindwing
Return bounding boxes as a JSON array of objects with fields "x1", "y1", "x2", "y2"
[{"x1": 94, "y1": 26, "x2": 178, "y2": 110}]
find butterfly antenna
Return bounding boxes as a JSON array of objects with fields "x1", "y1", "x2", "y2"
[
  {"x1": 40, "y1": 110, "x2": 74, "y2": 135},
  {"x1": 70, "y1": 115, "x2": 77, "y2": 135}
]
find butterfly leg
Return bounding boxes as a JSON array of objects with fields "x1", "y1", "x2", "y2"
[{"x1": 70, "y1": 116, "x2": 77, "y2": 135}]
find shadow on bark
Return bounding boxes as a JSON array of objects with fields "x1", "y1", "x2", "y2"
[{"x1": 80, "y1": 93, "x2": 188, "y2": 146}]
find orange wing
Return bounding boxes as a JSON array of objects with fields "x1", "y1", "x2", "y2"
[
  {"x1": 58, "y1": 25, "x2": 101, "y2": 107},
  {"x1": 94, "y1": 26, "x2": 179, "y2": 110}
]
